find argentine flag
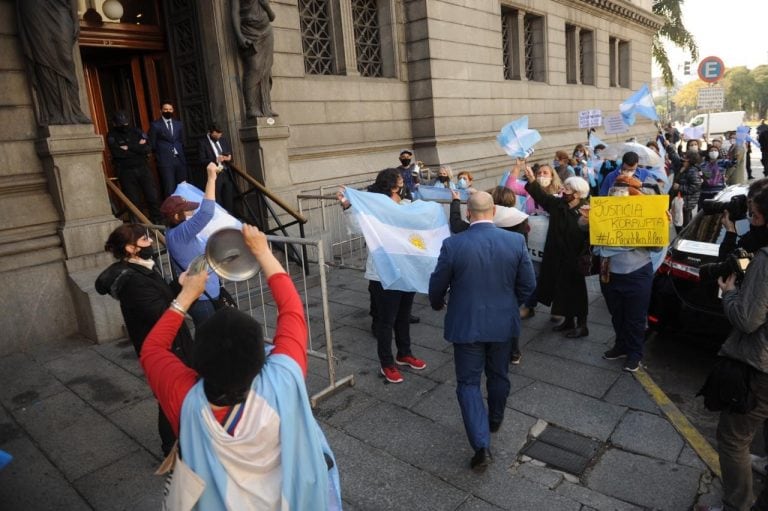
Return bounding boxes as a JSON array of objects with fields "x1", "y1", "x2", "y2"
[
  {"x1": 172, "y1": 182, "x2": 241, "y2": 243},
  {"x1": 620, "y1": 84, "x2": 659, "y2": 126},
  {"x1": 345, "y1": 187, "x2": 450, "y2": 293},
  {"x1": 497, "y1": 116, "x2": 541, "y2": 159}
]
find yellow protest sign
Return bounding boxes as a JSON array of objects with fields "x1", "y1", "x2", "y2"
[{"x1": 589, "y1": 195, "x2": 669, "y2": 247}]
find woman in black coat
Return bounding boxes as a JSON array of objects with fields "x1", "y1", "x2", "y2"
[
  {"x1": 522, "y1": 165, "x2": 591, "y2": 338},
  {"x1": 95, "y1": 224, "x2": 194, "y2": 456}
]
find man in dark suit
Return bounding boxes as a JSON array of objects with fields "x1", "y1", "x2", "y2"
[
  {"x1": 429, "y1": 191, "x2": 535, "y2": 473},
  {"x1": 198, "y1": 123, "x2": 237, "y2": 215},
  {"x1": 148, "y1": 102, "x2": 187, "y2": 198}
]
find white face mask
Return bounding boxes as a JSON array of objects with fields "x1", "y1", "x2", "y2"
[
  {"x1": 709, "y1": 151, "x2": 719, "y2": 160},
  {"x1": 537, "y1": 176, "x2": 552, "y2": 187}
]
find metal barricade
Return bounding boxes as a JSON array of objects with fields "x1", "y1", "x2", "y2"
[{"x1": 148, "y1": 226, "x2": 354, "y2": 408}]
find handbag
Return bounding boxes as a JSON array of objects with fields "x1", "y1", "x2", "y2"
[
  {"x1": 696, "y1": 356, "x2": 756, "y2": 414},
  {"x1": 156, "y1": 442, "x2": 205, "y2": 511},
  {"x1": 205, "y1": 286, "x2": 238, "y2": 310},
  {"x1": 577, "y1": 246, "x2": 600, "y2": 277}
]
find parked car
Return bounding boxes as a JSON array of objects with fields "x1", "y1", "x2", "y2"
[{"x1": 647, "y1": 184, "x2": 751, "y2": 340}]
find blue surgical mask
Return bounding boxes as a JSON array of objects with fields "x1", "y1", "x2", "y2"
[
  {"x1": 458, "y1": 178, "x2": 467, "y2": 189},
  {"x1": 553, "y1": 159, "x2": 560, "y2": 168}
]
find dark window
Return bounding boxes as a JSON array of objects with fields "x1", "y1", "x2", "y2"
[
  {"x1": 523, "y1": 13, "x2": 545, "y2": 82},
  {"x1": 501, "y1": 7, "x2": 520, "y2": 80},
  {"x1": 352, "y1": 0, "x2": 383, "y2": 77},
  {"x1": 299, "y1": 0, "x2": 336, "y2": 75}
]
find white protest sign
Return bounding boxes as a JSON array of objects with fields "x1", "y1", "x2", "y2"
[
  {"x1": 604, "y1": 114, "x2": 629, "y2": 135},
  {"x1": 578, "y1": 109, "x2": 603, "y2": 129}
]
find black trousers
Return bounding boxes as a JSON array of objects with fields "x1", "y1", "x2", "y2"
[
  {"x1": 216, "y1": 169, "x2": 237, "y2": 215},
  {"x1": 158, "y1": 158, "x2": 188, "y2": 198},
  {"x1": 117, "y1": 164, "x2": 162, "y2": 224},
  {"x1": 368, "y1": 280, "x2": 414, "y2": 367}
]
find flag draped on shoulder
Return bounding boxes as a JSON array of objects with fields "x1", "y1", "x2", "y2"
[
  {"x1": 497, "y1": 116, "x2": 541, "y2": 159},
  {"x1": 619, "y1": 84, "x2": 659, "y2": 126},
  {"x1": 345, "y1": 187, "x2": 450, "y2": 293}
]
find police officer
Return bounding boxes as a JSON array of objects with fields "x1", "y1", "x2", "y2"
[{"x1": 107, "y1": 112, "x2": 163, "y2": 224}]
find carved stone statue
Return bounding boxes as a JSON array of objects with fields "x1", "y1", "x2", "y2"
[
  {"x1": 231, "y1": 0, "x2": 278, "y2": 121},
  {"x1": 16, "y1": 0, "x2": 91, "y2": 126}
]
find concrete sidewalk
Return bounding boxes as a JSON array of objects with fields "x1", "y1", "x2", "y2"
[{"x1": 0, "y1": 268, "x2": 722, "y2": 510}]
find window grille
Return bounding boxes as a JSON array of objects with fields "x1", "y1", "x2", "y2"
[
  {"x1": 352, "y1": 0, "x2": 383, "y2": 77},
  {"x1": 299, "y1": 0, "x2": 336, "y2": 75},
  {"x1": 501, "y1": 8, "x2": 520, "y2": 80},
  {"x1": 524, "y1": 17, "x2": 535, "y2": 81}
]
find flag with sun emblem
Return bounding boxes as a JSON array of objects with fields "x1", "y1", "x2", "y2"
[{"x1": 345, "y1": 187, "x2": 450, "y2": 293}]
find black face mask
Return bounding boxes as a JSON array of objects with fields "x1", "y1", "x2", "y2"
[
  {"x1": 115, "y1": 125, "x2": 129, "y2": 132},
  {"x1": 562, "y1": 192, "x2": 576, "y2": 203},
  {"x1": 400, "y1": 158, "x2": 411, "y2": 166},
  {"x1": 137, "y1": 246, "x2": 154, "y2": 260},
  {"x1": 161, "y1": 112, "x2": 173, "y2": 120},
  {"x1": 438, "y1": 175, "x2": 449, "y2": 183},
  {"x1": 743, "y1": 224, "x2": 768, "y2": 251}
]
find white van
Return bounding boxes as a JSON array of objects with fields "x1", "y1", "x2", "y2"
[{"x1": 686, "y1": 111, "x2": 745, "y2": 137}]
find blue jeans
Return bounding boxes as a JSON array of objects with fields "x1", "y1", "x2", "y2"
[
  {"x1": 188, "y1": 298, "x2": 216, "y2": 327},
  {"x1": 453, "y1": 341, "x2": 513, "y2": 451},
  {"x1": 600, "y1": 262, "x2": 653, "y2": 363}
]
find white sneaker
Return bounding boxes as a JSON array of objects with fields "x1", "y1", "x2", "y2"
[{"x1": 750, "y1": 454, "x2": 767, "y2": 475}]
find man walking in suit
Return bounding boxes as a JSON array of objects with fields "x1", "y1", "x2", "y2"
[
  {"x1": 148, "y1": 102, "x2": 187, "y2": 198},
  {"x1": 429, "y1": 191, "x2": 535, "y2": 472},
  {"x1": 198, "y1": 123, "x2": 238, "y2": 215}
]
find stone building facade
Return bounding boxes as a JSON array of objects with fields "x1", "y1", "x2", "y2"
[{"x1": 0, "y1": 0, "x2": 661, "y2": 354}]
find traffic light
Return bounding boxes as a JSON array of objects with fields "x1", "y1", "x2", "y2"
[{"x1": 684, "y1": 61, "x2": 691, "y2": 75}]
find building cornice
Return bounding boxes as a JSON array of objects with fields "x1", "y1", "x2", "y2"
[{"x1": 557, "y1": 0, "x2": 665, "y2": 31}]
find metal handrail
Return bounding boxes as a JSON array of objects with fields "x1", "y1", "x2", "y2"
[{"x1": 229, "y1": 162, "x2": 307, "y2": 224}]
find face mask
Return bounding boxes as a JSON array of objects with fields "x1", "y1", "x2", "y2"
[
  {"x1": 137, "y1": 246, "x2": 154, "y2": 260},
  {"x1": 162, "y1": 112, "x2": 173, "y2": 120},
  {"x1": 553, "y1": 160, "x2": 561, "y2": 169},
  {"x1": 115, "y1": 125, "x2": 129, "y2": 132},
  {"x1": 458, "y1": 178, "x2": 468, "y2": 189},
  {"x1": 400, "y1": 158, "x2": 411, "y2": 166},
  {"x1": 594, "y1": 151, "x2": 601, "y2": 158},
  {"x1": 690, "y1": 145, "x2": 699, "y2": 151},
  {"x1": 438, "y1": 175, "x2": 449, "y2": 183},
  {"x1": 709, "y1": 151, "x2": 719, "y2": 160},
  {"x1": 537, "y1": 176, "x2": 552, "y2": 187},
  {"x1": 562, "y1": 192, "x2": 575, "y2": 203},
  {"x1": 575, "y1": 151, "x2": 583, "y2": 159}
]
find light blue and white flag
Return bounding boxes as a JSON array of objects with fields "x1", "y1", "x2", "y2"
[
  {"x1": 588, "y1": 131, "x2": 604, "y2": 152},
  {"x1": 497, "y1": 116, "x2": 541, "y2": 159},
  {"x1": 415, "y1": 185, "x2": 470, "y2": 202},
  {"x1": 173, "y1": 182, "x2": 241, "y2": 244},
  {"x1": 736, "y1": 125, "x2": 761, "y2": 149},
  {"x1": 345, "y1": 187, "x2": 450, "y2": 293},
  {"x1": 619, "y1": 84, "x2": 659, "y2": 126}
]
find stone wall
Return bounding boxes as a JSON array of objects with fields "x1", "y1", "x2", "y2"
[
  {"x1": 0, "y1": 0, "x2": 79, "y2": 354},
  {"x1": 263, "y1": 0, "x2": 661, "y2": 196}
]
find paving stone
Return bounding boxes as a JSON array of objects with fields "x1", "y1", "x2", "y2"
[
  {"x1": 455, "y1": 496, "x2": 506, "y2": 511},
  {"x1": 0, "y1": 433, "x2": 90, "y2": 510},
  {"x1": 332, "y1": 348, "x2": 439, "y2": 409},
  {"x1": 0, "y1": 352, "x2": 67, "y2": 411},
  {"x1": 12, "y1": 391, "x2": 138, "y2": 481},
  {"x1": 424, "y1": 357, "x2": 458, "y2": 385},
  {"x1": 108, "y1": 396, "x2": 165, "y2": 460},
  {"x1": 677, "y1": 444, "x2": 708, "y2": 471},
  {"x1": 73, "y1": 448, "x2": 164, "y2": 511},
  {"x1": 314, "y1": 388, "x2": 380, "y2": 428},
  {"x1": 510, "y1": 351, "x2": 619, "y2": 399},
  {"x1": 586, "y1": 448, "x2": 703, "y2": 510},
  {"x1": 603, "y1": 373, "x2": 661, "y2": 414},
  {"x1": 43, "y1": 349, "x2": 151, "y2": 415},
  {"x1": 509, "y1": 382, "x2": 627, "y2": 441},
  {"x1": 487, "y1": 475, "x2": 581, "y2": 511},
  {"x1": 92, "y1": 338, "x2": 144, "y2": 378},
  {"x1": 525, "y1": 334, "x2": 621, "y2": 372},
  {"x1": 322, "y1": 425, "x2": 468, "y2": 511},
  {"x1": 610, "y1": 410, "x2": 684, "y2": 462},
  {"x1": 515, "y1": 462, "x2": 564, "y2": 488},
  {"x1": 555, "y1": 481, "x2": 643, "y2": 511}
]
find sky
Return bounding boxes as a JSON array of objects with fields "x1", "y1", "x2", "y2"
[{"x1": 653, "y1": 0, "x2": 767, "y2": 82}]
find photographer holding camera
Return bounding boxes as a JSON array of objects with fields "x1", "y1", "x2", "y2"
[
  {"x1": 719, "y1": 178, "x2": 768, "y2": 260},
  {"x1": 711, "y1": 187, "x2": 768, "y2": 511}
]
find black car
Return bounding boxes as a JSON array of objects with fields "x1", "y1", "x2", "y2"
[{"x1": 647, "y1": 184, "x2": 751, "y2": 339}]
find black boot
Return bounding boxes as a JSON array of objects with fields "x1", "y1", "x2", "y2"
[{"x1": 552, "y1": 317, "x2": 576, "y2": 332}]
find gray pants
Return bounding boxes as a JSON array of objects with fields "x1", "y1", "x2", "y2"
[{"x1": 717, "y1": 369, "x2": 768, "y2": 511}]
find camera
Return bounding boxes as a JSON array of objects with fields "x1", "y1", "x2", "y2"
[
  {"x1": 701, "y1": 195, "x2": 749, "y2": 221},
  {"x1": 699, "y1": 248, "x2": 753, "y2": 284}
]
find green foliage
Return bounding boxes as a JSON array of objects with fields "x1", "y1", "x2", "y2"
[{"x1": 653, "y1": 0, "x2": 698, "y2": 87}]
